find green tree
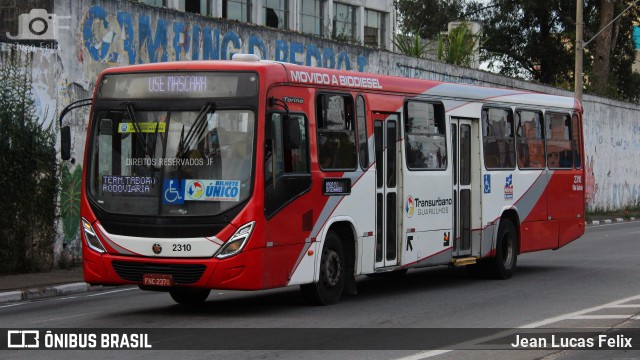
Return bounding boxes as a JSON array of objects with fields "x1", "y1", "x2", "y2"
[
  {"x1": 395, "y1": 0, "x2": 466, "y2": 39},
  {"x1": 587, "y1": 0, "x2": 640, "y2": 101},
  {"x1": 0, "y1": 51, "x2": 58, "y2": 274},
  {"x1": 437, "y1": 22, "x2": 482, "y2": 67},
  {"x1": 466, "y1": 0, "x2": 583, "y2": 84},
  {"x1": 393, "y1": 33, "x2": 431, "y2": 58}
]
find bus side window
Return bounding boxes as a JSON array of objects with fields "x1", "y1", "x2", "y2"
[
  {"x1": 516, "y1": 110, "x2": 545, "y2": 169},
  {"x1": 265, "y1": 113, "x2": 309, "y2": 188},
  {"x1": 404, "y1": 101, "x2": 447, "y2": 170},
  {"x1": 572, "y1": 113, "x2": 581, "y2": 169},
  {"x1": 356, "y1": 95, "x2": 370, "y2": 169},
  {"x1": 545, "y1": 112, "x2": 572, "y2": 169},
  {"x1": 483, "y1": 107, "x2": 515, "y2": 170},
  {"x1": 316, "y1": 93, "x2": 357, "y2": 171}
]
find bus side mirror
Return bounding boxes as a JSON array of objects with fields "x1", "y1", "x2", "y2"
[
  {"x1": 283, "y1": 116, "x2": 301, "y2": 150},
  {"x1": 61, "y1": 126, "x2": 71, "y2": 161}
]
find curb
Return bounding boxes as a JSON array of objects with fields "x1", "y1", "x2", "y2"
[
  {"x1": 589, "y1": 218, "x2": 639, "y2": 226},
  {"x1": 0, "y1": 282, "x2": 106, "y2": 304}
]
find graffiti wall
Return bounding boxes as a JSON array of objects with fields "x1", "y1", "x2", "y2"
[{"x1": 2, "y1": 0, "x2": 640, "y2": 265}]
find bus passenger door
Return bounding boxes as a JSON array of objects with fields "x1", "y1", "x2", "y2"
[
  {"x1": 374, "y1": 113, "x2": 400, "y2": 268},
  {"x1": 451, "y1": 118, "x2": 478, "y2": 257}
]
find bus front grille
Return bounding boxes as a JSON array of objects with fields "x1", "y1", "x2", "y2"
[{"x1": 111, "y1": 261, "x2": 206, "y2": 284}]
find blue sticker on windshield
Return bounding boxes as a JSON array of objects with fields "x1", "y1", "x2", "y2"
[
  {"x1": 185, "y1": 180, "x2": 240, "y2": 202},
  {"x1": 162, "y1": 178, "x2": 185, "y2": 205}
]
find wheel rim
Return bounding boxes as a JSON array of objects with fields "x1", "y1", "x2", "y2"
[
  {"x1": 501, "y1": 233, "x2": 513, "y2": 267},
  {"x1": 322, "y1": 249, "x2": 341, "y2": 287}
]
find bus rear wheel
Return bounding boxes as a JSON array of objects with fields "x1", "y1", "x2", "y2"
[
  {"x1": 169, "y1": 288, "x2": 211, "y2": 305},
  {"x1": 300, "y1": 231, "x2": 345, "y2": 305},
  {"x1": 486, "y1": 219, "x2": 518, "y2": 279}
]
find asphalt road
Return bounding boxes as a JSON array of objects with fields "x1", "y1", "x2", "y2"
[{"x1": 2, "y1": 222, "x2": 640, "y2": 360}]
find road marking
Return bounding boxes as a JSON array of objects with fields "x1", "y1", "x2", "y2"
[
  {"x1": 86, "y1": 287, "x2": 137, "y2": 297},
  {"x1": 0, "y1": 303, "x2": 24, "y2": 309},
  {"x1": 394, "y1": 294, "x2": 640, "y2": 360},
  {"x1": 522, "y1": 294, "x2": 640, "y2": 328},
  {"x1": 572, "y1": 315, "x2": 633, "y2": 320}
]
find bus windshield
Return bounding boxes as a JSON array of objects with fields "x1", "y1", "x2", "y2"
[{"x1": 87, "y1": 106, "x2": 255, "y2": 217}]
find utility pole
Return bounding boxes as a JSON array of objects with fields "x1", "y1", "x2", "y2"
[{"x1": 575, "y1": 0, "x2": 584, "y2": 103}]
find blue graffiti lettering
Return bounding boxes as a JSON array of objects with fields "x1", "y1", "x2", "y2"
[
  {"x1": 275, "y1": 39, "x2": 288, "y2": 62},
  {"x1": 172, "y1": 22, "x2": 190, "y2": 61},
  {"x1": 306, "y1": 44, "x2": 322, "y2": 67},
  {"x1": 357, "y1": 55, "x2": 367, "y2": 72},
  {"x1": 248, "y1": 35, "x2": 266, "y2": 59},
  {"x1": 138, "y1": 15, "x2": 168, "y2": 63},
  {"x1": 323, "y1": 47, "x2": 335, "y2": 68},
  {"x1": 81, "y1": 5, "x2": 370, "y2": 72},
  {"x1": 83, "y1": 5, "x2": 111, "y2": 62},
  {"x1": 116, "y1": 11, "x2": 136, "y2": 65},
  {"x1": 202, "y1": 27, "x2": 220, "y2": 60},
  {"x1": 221, "y1": 31, "x2": 241, "y2": 60},
  {"x1": 337, "y1": 51, "x2": 351, "y2": 70},
  {"x1": 289, "y1": 41, "x2": 304, "y2": 65},
  {"x1": 191, "y1": 24, "x2": 200, "y2": 60}
]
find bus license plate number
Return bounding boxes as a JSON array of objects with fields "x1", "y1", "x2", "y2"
[{"x1": 143, "y1": 274, "x2": 174, "y2": 287}]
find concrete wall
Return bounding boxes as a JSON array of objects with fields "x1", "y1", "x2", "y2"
[{"x1": 2, "y1": 0, "x2": 639, "y2": 264}]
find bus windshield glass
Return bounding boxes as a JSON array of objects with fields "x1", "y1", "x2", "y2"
[{"x1": 87, "y1": 107, "x2": 255, "y2": 217}]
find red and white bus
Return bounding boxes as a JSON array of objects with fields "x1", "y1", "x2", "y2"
[{"x1": 60, "y1": 55, "x2": 585, "y2": 305}]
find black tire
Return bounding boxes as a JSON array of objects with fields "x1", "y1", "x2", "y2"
[
  {"x1": 486, "y1": 219, "x2": 518, "y2": 279},
  {"x1": 169, "y1": 288, "x2": 211, "y2": 305},
  {"x1": 300, "y1": 231, "x2": 345, "y2": 305}
]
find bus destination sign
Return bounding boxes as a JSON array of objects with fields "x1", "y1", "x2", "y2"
[{"x1": 97, "y1": 72, "x2": 257, "y2": 99}]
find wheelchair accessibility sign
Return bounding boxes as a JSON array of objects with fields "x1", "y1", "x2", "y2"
[{"x1": 162, "y1": 179, "x2": 185, "y2": 205}]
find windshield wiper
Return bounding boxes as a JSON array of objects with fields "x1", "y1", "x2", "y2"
[
  {"x1": 177, "y1": 102, "x2": 215, "y2": 158},
  {"x1": 124, "y1": 103, "x2": 150, "y2": 158}
]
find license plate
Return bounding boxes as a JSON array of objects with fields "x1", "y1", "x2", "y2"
[{"x1": 142, "y1": 274, "x2": 174, "y2": 287}]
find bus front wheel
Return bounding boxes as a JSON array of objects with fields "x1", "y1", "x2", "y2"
[
  {"x1": 486, "y1": 219, "x2": 518, "y2": 279},
  {"x1": 300, "y1": 231, "x2": 345, "y2": 305},
  {"x1": 169, "y1": 288, "x2": 211, "y2": 305}
]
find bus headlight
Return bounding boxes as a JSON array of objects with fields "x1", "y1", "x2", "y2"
[
  {"x1": 215, "y1": 222, "x2": 255, "y2": 259},
  {"x1": 82, "y1": 218, "x2": 106, "y2": 254}
]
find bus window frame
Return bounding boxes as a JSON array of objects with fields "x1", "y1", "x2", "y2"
[
  {"x1": 264, "y1": 110, "x2": 312, "y2": 219},
  {"x1": 264, "y1": 110, "x2": 312, "y2": 182},
  {"x1": 482, "y1": 105, "x2": 516, "y2": 171},
  {"x1": 315, "y1": 91, "x2": 358, "y2": 172},
  {"x1": 514, "y1": 107, "x2": 546, "y2": 170},
  {"x1": 403, "y1": 99, "x2": 448, "y2": 171},
  {"x1": 355, "y1": 94, "x2": 371, "y2": 170},
  {"x1": 572, "y1": 112, "x2": 582, "y2": 170},
  {"x1": 544, "y1": 111, "x2": 573, "y2": 170}
]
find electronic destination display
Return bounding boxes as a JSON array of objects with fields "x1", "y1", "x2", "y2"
[{"x1": 97, "y1": 72, "x2": 258, "y2": 99}]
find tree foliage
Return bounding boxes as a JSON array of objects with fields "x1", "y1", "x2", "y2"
[
  {"x1": 395, "y1": 0, "x2": 466, "y2": 39},
  {"x1": 395, "y1": 0, "x2": 640, "y2": 102},
  {"x1": 393, "y1": 33, "x2": 431, "y2": 58},
  {"x1": 0, "y1": 49, "x2": 58, "y2": 274},
  {"x1": 438, "y1": 23, "x2": 483, "y2": 67}
]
